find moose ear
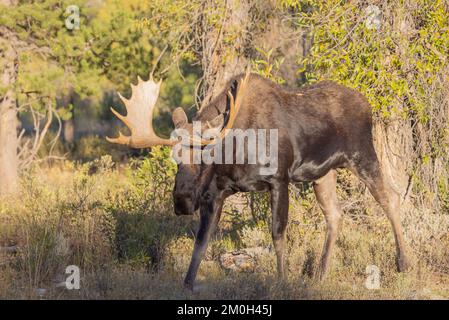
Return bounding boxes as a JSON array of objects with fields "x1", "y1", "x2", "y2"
[{"x1": 172, "y1": 107, "x2": 188, "y2": 128}]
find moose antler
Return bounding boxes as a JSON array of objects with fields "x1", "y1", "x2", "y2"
[
  {"x1": 107, "y1": 72, "x2": 251, "y2": 148},
  {"x1": 224, "y1": 72, "x2": 249, "y2": 132},
  {"x1": 107, "y1": 75, "x2": 175, "y2": 148}
]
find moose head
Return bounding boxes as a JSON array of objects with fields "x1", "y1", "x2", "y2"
[{"x1": 107, "y1": 74, "x2": 249, "y2": 216}]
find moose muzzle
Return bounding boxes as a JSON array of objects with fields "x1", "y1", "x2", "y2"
[{"x1": 173, "y1": 195, "x2": 196, "y2": 215}]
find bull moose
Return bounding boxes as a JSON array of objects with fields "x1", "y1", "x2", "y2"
[{"x1": 107, "y1": 72, "x2": 410, "y2": 289}]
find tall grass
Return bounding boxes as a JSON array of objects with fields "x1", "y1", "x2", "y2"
[{"x1": 0, "y1": 148, "x2": 448, "y2": 299}]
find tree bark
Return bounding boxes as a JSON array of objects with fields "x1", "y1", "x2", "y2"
[
  {"x1": 199, "y1": 1, "x2": 305, "y2": 105},
  {"x1": 58, "y1": 93, "x2": 76, "y2": 145},
  {"x1": 63, "y1": 117, "x2": 75, "y2": 145},
  {"x1": 199, "y1": 0, "x2": 251, "y2": 107},
  {"x1": 0, "y1": 23, "x2": 19, "y2": 195}
]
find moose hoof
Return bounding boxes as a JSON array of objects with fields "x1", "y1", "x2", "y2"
[
  {"x1": 184, "y1": 281, "x2": 202, "y2": 293},
  {"x1": 184, "y1": 281, "x2": 194, "y2": 291},
  {"x1": 315, "y1": 261, "x2": 330, "y2": 281},
  {"x1": 316, "y1": 269, "x2": 328, "y2": 282},
  {"x1": 397, "y1": 257, "x2": 412, "y2": 273}
]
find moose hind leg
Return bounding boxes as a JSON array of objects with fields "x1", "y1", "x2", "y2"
[
  {"x1": 270, "y1": 183, "x2": 289, "y2": 279},
  {"x1": 350, "y1": 152, "x2": 411, "y2": 272},
  {"x1": 313, "y1": 170, "x2": 343, "y2": 280}
]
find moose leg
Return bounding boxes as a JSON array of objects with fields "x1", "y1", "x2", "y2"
[
  {"x1": 351, "y1": 156, "x2": 411, "y2": 272},
  {"x1": 184, "y1": 194, "x2": 224, "y2": 290},
  {"x1": 313, "y1": 170, "x2": 342, "y2": 280},
  {"x1": 270, "y1": 183, "x2": 289, "y2": 279}
]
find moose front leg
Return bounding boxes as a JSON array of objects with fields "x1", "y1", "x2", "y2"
[
  {"x1": 184, "y1": 193, "x2": 225, "y2": 290},
  {"x1": 270, "y1": 183, "x2": 289, "y2": 279}
]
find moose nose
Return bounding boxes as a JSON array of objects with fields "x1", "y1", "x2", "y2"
[{"x1": 174, "y1": 196, "x2": 194, "y2": 215}]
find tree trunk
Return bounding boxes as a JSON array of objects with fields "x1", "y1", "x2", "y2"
[
  {"x1": 57, "y1": 91, "x2": 76, "y2": 146},
  {"x1": 199, "y1": 0, "x2": 251, "y2": 107},
  {"x1": 0, "y1": 107, "x2": 19, "y2": 195},
  {"x1": 63, "y1": 117, "x2": 75, "y2": 145},
  {"x1": 0, "y1": 22, "x2": 19, "y2": 195},
  {"x1": 199, "y1": 1, "x2": 305, "y2": 105}
]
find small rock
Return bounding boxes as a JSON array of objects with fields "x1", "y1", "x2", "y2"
[
  {"x1": 0, "y1": 245, "x2": 18, "y2": 254},
  {"x1": 35, "y1": 288, "x2": 47, "y2": 300},
  {"x1": 219, "y1": 247, "x2": 272, "y2": 273}
]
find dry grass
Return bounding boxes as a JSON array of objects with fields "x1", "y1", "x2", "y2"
[{"x1": 0, "y1": 152, "x2": 448, "y2": 300}]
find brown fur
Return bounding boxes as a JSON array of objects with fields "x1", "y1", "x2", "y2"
[{"x1": 171, "y1": 74, "x2": 411, "y2": 289}]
